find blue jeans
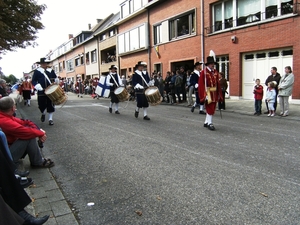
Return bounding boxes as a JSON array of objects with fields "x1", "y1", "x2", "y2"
[{"x1": 255, "y1": 99, "x2": 262, "y2": 114}]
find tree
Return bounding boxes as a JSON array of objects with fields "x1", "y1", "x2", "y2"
[{"x1": 0, "y1": 0, "x2": 46, "y2": 54}]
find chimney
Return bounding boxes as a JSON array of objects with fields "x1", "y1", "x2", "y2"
[
  {"x1": 68, "y1": 34, "x2": 73, "y2": 39},
  {"x1": 96, "y1": 19, "x2": 102, "y2": 24},
  {"x1": 88, "y1": 23, "x2": 91, "y2": 30}
]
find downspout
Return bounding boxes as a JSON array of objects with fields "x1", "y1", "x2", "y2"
[
  {"x1": 200, "y1": 0, "x2": 205, "y2": 62},
  {"x1": 96, "y1": 36, "x2": 101, "y2": 77},
  {"x1": 147, "y1": 8, "x2": 151, "y2": 73}
]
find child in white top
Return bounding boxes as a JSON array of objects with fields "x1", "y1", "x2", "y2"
[{"x1": 266, "y1": 82, "x2": 276, "y2": 117}]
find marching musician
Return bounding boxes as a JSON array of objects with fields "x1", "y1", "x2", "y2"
[
  {"x1": 32, "y1": 58, "x2": 57, "y2": 126},
  {"x1": 106, "y1": 65, "x2": 123, "y2": 114},
  {"x1": 19, "y1": 76, "x2": 33, "y2": 106},
  {"x1": 189, "y1": 62, "x2": 205, "y2": 114},
  {"x1": 132, "y1": 61, "x2": 151, "y2": 120},
  {"x1": 92, "y1": 77, "x2": 99, "y2": 99},
  {"x1": 198, "y1": 55, "x2": 223, "y2": 131},
  {"x1": 75, "y1": 77, "x2": 84, "y2": 98}
]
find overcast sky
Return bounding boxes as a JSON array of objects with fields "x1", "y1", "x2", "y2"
[{"x1": 0, "y1": 0, "x2": 121, "y2": 78}]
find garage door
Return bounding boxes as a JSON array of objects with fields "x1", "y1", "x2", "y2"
[{"x1": 242, "y1": 49, "x2": 293, "y2": 99}]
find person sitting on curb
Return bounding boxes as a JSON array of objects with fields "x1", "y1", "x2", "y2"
[
  {"x1": 0, "y1": 96, "x2": 54, "y2": 168},
  {"x1": 0, "y1": 146, "x2": 49, "y2": 225}
]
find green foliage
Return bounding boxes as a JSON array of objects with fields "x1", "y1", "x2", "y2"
[
  {"x1": 0, "y1": 0, "x2": 46, "y2": 54},
  {"x1": 2, "y1": 74, "x2": 18, "y2": 84}
]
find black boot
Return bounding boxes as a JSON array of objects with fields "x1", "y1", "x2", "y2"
[{"x1": 18, "y1": 210, "x2": 49, "y2": 225}]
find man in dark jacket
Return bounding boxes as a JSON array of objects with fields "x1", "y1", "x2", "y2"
[{"x1": 264, "y1": 67, "x2": 281, "y2": 114}]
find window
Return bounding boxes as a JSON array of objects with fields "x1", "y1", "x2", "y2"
[
  {"x1": 66, "y1": 60, "x2": 74, "y2": 71},
  {"x1": 86, "y1": 52, "x2": 90, "y2": 64},
  {"x1": 154, "y1": 24, "x2": 162, "y2": 45},
  {"x1": 216, "y1": 56, "x2": 230, "y2": 81},
  {"x1": 169, "y1": 11, "x2": 195, "y2": 40},
  {"x1": 211, "y1": 0, "x2": 294, "y2": 32},
  {"x1": 117, "y1": 23, "x2": 148, "y2": 54},
  {"x1": 59, "y1": 62, "x2": 62, "y2": 72},
  {"x1": 134, "y1": 0, "x2": 141, "y2": 11},
  {"x1": 109, "y1": 29, "x2": 115, "y2": 37},
  {"x1": 100, "y1": 34, "x2": 106, "y2": 41},
  {"x1": 121, "y1": 1, "x2": 130, "y2": 18},
  {"x1": 91, "y1": 50, "x2": 97, "y2": 63},
  {"x1": 75, "y1": 57, "x2": 80, "y2": 66},
  {"x1": 80, "y1": 56, "x2": 84, "y2": 65},
  {"x1": 62, "y1": 61, "x2": 65, "y2": 69}
]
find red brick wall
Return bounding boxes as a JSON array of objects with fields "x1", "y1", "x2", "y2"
[
  {"x1": 149, "y1": 0, "x2": 202, "y2": 77},
  {"x1": 204, "y1": 0, "x2": 300, "y2": 98}
]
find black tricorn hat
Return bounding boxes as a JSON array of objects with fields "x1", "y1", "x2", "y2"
[
  {"x1": 36, "y1": 57, "x2": 50, "y2": 64},
  {"x1": 194, "y1": 61, "x2": 203, "y2": 68},
  {"x1": 135, "y1": 61, "x2": 147, "y2": 69},
  {"x1": 205, "y1": 56, "x2": 217, "y2": 66},
  {"x1": 109, "y1": 65, "x2": 118, "y2": 70}
]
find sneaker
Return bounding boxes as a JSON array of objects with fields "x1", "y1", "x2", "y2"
[
  {"x1": 271, "y1": 114, "x2": 275, "y2": 117},
  {"x1": 191, "y1": 106, "x2": 195, "y2": 113},
  {"x1": 143, "y1": 115, "x2": 150, "y2": 120},
  {"x1": 49, "y1": 120, "x2": 54, "y2": 125},
  {"x1": 41, "y1": 114, "x2": 45, "y2": 122},
  {"x1": 115, "y1": 111, "x2": 120, "y2": 114},
  {"x1": 267, "y1": 114, "x2": 271, "y2": 117},
  {"x1": 254, "y1": 112, "x2": 257, "y2": 115}
]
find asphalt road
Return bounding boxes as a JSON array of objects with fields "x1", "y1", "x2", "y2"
[{"x1": 18, "y1": 94, "x2": 300, "y2": 225}]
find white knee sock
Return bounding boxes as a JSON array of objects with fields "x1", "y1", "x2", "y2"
[
  {"x1": 48, "y1": 112, "x2": 53, "y2": 121},
  {"x1": 42, "y1": 109, "x2": 46, "y2": 115},
  {"x1": 136, "y1": 107, "x2": 139, "y2": 112},
  {"x1": 27, "y1": 99, "x2": 30, "y2": 105},
  {"x1": 115, "y1": 103, "x2": 119, "y2": 111},
  {"x1": 200, "y1": 105, "x2": 203, "y2": 111},
  {"x1": 109, "y1": 102, "x2": 113, "y2": 108},
  {"x1": 143, "y1": 108, "x2": 147, "y2": 117}
]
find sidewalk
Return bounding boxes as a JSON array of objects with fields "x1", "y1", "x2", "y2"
[
  {"x1": 16, "y1": 106, "x2": 79, "y2": 225},
  {"x1": 161, "y1": 97, "x2": 300, "y2": 121}
]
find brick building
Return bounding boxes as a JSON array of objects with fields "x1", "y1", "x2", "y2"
[{"x1": 204, "y1": 0, "x2": 299, "y2": 100}]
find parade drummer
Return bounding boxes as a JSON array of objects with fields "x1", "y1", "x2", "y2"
[
  {"x1": 198, "y1": 55, "x2": 223, "y2": 130},
  {"x1": 19, "y1": 76, "x2": 33, "y2": 107},
  {"x1": 132, "y1": 61, "x2": 152, "y2": 120},
  {"x1": 106, "y1": 65, "x2": 123, "y2": 114},
  {"x1": 31, "y1": 58, "x2": 57, "y2": 126},
  {"x1": 190, "y1": 61, "x2": 205, "y2": 114}
]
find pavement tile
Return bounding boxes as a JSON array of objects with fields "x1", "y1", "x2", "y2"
[
  {"x1": 29, "y1": 186, "x2": 47, "y2": 199},
  {"x1": 33, "y1": 198, "x2": 52, "y2": 214},
  {"x1": 56, "y1": 213, "x2": 79, "y2": 225},
  {"x1": 50, "y1": 200, "x2": 72, "y2": 217},
  {"x1": 46, "y1": 189, "x2": 65, "y2": 202}
]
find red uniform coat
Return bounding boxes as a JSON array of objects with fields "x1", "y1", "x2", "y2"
[{"x1": 198, "y1": 67, "x2": 223, "y2": 115}]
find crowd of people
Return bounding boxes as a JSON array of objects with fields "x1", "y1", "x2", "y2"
[{"x1": 253, "y1": 66, "x2": 295, "y2": 117}]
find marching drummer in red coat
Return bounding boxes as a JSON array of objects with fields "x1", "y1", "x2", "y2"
[
  {"x1": 92, "y1": 77, "x2": 99, "y2": 99},
  {"x1": 19, "y1": 76, "x2": 33, "y2": 106},
  {"x1": 198, "y1": 55, "x2": 223, "y2": 130}
]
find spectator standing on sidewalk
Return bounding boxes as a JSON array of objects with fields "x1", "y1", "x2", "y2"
[
  {"x1": 278, "y1": 66, "x2": 294, "y2": 117},
  {"x1": 179, "y1": 66, "x2": 187, "y2": 102},
  {"x1": 186, "y1": 70, "x2": 193, "y2": 106},
  {"x1": 266, "y1": 82, "x2": 277, "y2": 117},
  {"x1": 264, "y1": 67, "x2": 281, "y2": 114},
  {"x1": 253, "y1": 79, "x2": 264, "y2": 115},
  {"x1": 218, "y1": 72, "x2": 228, "y2": 110},
  {"x1": 164, "y1": 71, "x2": 172, "y2": 103}
]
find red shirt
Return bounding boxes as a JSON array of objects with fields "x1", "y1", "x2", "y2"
[
  {"x1": 0, "y1": 112, "x2": 44, "y2": 146},
  {"x1": 253, "y1": 85, "x2": 264, "y2": 100}
]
